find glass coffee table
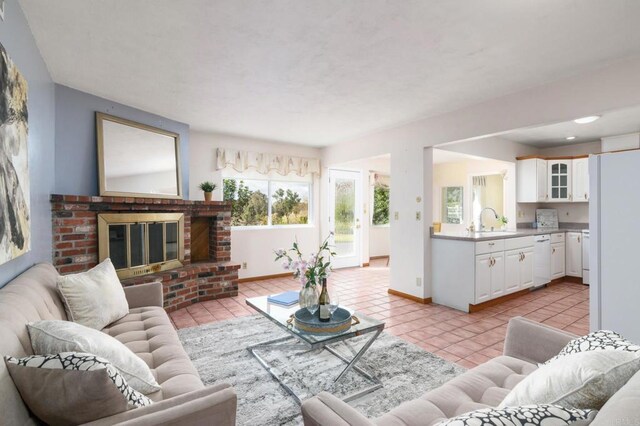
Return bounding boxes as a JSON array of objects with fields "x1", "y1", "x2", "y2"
[{"x1": 246, "y1": 295, "x2": 385, "y2": 404}]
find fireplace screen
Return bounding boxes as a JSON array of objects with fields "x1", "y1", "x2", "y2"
[{"x1": 98, "y1": 213, "x2": 184, "y2": 279}]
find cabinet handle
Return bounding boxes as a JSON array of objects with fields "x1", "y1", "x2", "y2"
[
  {"x1": 488, "y1": 242, "x2": 495, "y2": 246},
  {"x1": 584, "y1": 192, "x2": 588, "y2": 200},
  {"x1": 552, "y1": 247, "x2": 556, "y2": 254},
  {"x1": 578, "y1": 236, "x2": 580, "y2": 243}
]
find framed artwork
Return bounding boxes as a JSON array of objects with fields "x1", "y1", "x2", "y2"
[
  {"x1": 442, "y1": 186, "x2": 463, "y2": 224},
  {"x1": 0, "y1": 42, "x2": 30, "y2": 265}
]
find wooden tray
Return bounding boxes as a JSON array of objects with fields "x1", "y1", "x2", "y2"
[{"x1": 288, "y1": 307, "x2": 359, "y2": 335}]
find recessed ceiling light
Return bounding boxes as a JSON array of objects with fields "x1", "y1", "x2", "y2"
[
  {"x1": 566, "y1": 136, "x2": 576, "y2": 140},
  {"x1": 574, "y1": 115, "x2": 600, "y2": 124}
]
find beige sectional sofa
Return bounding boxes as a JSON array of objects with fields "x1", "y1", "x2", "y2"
[
  {"x1": 0, "y1": 263, "x2": 237, "y2": 426},
  {"x1": 302, "y1": 317, "x2": 640, "y2": 425}
]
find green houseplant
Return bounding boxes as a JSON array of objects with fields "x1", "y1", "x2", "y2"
[{"x1": 199, "y1": 181, "x2": 217, "y2": 201}]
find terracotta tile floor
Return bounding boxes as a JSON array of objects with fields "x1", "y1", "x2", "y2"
[{"x1": 170, "y1": 258, "x2": 590, "y2": 369}]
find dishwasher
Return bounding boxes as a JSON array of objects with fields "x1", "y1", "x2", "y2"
[{"x1": 533, "y1": 234, "x2": 551, "y2": 288}]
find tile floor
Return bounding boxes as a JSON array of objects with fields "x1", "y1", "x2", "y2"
[{"x1": 170, "y1": 258, "x2": 589, "y2": 369}]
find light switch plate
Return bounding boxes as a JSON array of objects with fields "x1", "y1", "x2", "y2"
[
  {"x1": 416, "y1": 212, "x2": 421, "y2": 220},
  {"x1": 394, "y1": 212, "x2": 399, "y2": 220}
]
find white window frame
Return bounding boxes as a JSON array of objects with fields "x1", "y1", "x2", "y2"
[{"x1": 222, "y1": 176, "x2": 314, "y2": 230}]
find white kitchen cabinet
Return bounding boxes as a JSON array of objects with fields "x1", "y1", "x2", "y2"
[
  {"x1": 520, "y1": 247, "x2": 534, "y2": 288},
  {"x1": 475, "y1": 251, "x2": 504, "y2": 303},
  {"x1": 475, "y1": 254, "x2": 492, "y2": 304},
  {"x1": 548, "y1": 160, "x2": 572, "y2": 202},
  {"x1": 551, "y1": 241, "x2": 566, "y2": 279},
  {"x1": 505, "y1": 247, "x2": 534, "y2": 293},
  {"x1": 572, "y1": 158, "x2": 589, "y2": 202},
  {"x1": 566, "y1": 232, "x2": 583, "y2": 277},
  {"x1": 517, "y1": 158, "x2": 548, "y2": 202}
]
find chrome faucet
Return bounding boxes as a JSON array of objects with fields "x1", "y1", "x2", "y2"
[{"x1": 479, "y1": 207, "x2": 499, "y2": 231}]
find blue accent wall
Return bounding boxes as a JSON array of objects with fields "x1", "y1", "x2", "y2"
[
  {"x1": 54, "y1": 85, "x2": 190, "y2": 198},
  {"x1": 0, "y1": 0, "x2": 56, "y2": 287}
]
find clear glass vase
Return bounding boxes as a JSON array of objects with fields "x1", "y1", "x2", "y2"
[{"x1": 299, "y1": 285, "x2": 319, "y2": 309}]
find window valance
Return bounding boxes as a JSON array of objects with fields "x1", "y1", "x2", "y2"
[
  {"x1": 216, "y1": 148, "x2": 320, "y2": 177},
  {"x1": 372, "y1": 172, "x2": 390, "y2": 188}
]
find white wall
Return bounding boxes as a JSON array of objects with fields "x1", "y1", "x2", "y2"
[
  {"x1": 189, "y1": 131, "x2": 322, "y2": 279},
  {"x1": 322, "y1": 55, "x2": 640, "y2": 299}
]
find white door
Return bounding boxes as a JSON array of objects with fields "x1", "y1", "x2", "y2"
[
  {"x1": 475, "y1": 254, "x2": 492, "y2": 304},
  {"x1": 566, "y1": 232, "x2": 583, "y2": 277},
  {"x1": 520, "y1": 247, "x2": 534, "y2": 289},
  {"x1": 328, "y1": 169, "x2": 362, "y2": 269},
  {"x1": 490, "y1": 252, "x2": 505, "y2": 298},
  {"x1": 572, "y1": 158, "x2": 589, "y2": 202},
  {"x1": 504, "y1": 249, "x2": 521, "y2": 293},
  {"x1": 551, "y1": 242, "x2": 566, "y2": 279},
  {"x1": 536, "y1": 159, "x2": 548, "y2": 202},
  {"x1": 548, "y1": 160, "x2": 572, "y2": 202}
]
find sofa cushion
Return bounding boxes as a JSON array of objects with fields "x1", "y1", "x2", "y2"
[
  {"x1": 375, "y1": 356, "x2": 536, "y2": 426},
  {"x1": 501, "y1": 350, "x2": 640, "y2": 410},
  {"x1": 57, "y1": 258, "x2": 129, "y2": 330},
  {"x1": 592, "y1": 369, "x2": 640, "y2": 425},
  {"x1": 5, "y1": 352, "x2": 152, "y2": 425},
  {"x1": 102, "y1": 306, "x2": 204, "y2": 401},
  {"x1": 28, "y1": 319, "x2": 161, "y2": 395}
]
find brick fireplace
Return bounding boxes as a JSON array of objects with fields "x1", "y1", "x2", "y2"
[{"x1": 50, "y1": 195, "x2": 240, "y2": 312}]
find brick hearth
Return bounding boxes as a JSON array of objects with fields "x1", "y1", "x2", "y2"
[{"x1": 50, "y1": 195, "x2": 240, "y2": 312}]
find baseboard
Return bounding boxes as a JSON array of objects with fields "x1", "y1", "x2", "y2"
[
  {"x1": 369, "y1": 256, "x2": 389, "y2": 260},
  {"x1": 387, "y1": 288, "x2": 432, "y2": 304},
  {"x1": 238, "y1": 272, "x2": 291, "y2": 283},
  {"x1": 549, "y1": 275, "x2": 584, "y2": 286},
  {"x1": 362, "y1": 262, "x2": 370, "y2": 267},
  {"x1": 469, "y1": 289, "x2": 529, "y2": 313}
]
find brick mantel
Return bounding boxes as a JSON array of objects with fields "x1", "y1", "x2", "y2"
[{"x1": 50, "y1": 194, "x2": 240, "y2": 311}]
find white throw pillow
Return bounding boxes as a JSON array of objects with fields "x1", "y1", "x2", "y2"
[
  {"x1": 28, "y1": 320, "x2": 161, "y2": 395},
  {"x1": 57, "y1": 258, "x2": 129, "y2": 330},
  {"x1": 500, "y1": 350, "x2": 640, "y2": 410},
  {"x1": 436, "y1": 404, "x2": 597, "y2": 426}
]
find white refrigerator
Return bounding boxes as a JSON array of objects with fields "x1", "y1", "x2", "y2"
[{"x1": 590, "y1": 150, "x2": 640, "y2": 343}]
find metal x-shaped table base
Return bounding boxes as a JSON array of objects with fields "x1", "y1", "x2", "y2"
[{"x1": 247, "y1": 328, "x2": 383, "y2": 405}]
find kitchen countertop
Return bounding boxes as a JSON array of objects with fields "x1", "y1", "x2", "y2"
[{"x1": 431, "y1": 227, "x2": 588, "y2": 242}]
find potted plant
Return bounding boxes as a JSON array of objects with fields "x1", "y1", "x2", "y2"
[
  {"x1": 199, "y1": 181, "x2": 216, "y2": 201},
  {"x1": 274, "y1": 233, "x2": 335, "y2": 307},
  {"x1": 499, "y1": 216, "x2": 509, "y2": 230}
]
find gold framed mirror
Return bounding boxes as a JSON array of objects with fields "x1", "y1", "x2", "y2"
[{"x1": 96, "y1": 112, "x2": 182, "y2": 199}]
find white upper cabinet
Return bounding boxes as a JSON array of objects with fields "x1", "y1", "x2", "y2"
[
  {"x1": 572, "y1": 158, "x2": 589, "y2": 202},
  {"x1": 517, "y1": 158, "x2": 548, "y2": 202},
  {"x1": 548, "y1": 160, "x2": 572, "y2": 202}
]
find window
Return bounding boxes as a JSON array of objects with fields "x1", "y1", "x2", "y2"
[
  {"x1": 442, "y1": 186, "x2": 463, "y2": 224},
  {"x1": 371, "y1": 173, "x2": 390, "y2": 226},
  {"x1": 223, "y1": 178, "x2": 311, "y2": 227}
]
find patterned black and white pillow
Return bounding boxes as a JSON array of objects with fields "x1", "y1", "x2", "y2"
[
  {"x1": 436, "y1": 404, "x2": 597, "y2": 426},
  {"x1": 545, "y1": 330, "x2": 640, "y2": 364},
  {"x1": 5, "y1": 352, "x2": 153, "y2": 408}
]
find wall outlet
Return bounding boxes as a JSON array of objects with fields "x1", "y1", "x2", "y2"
[
  {"x1": 518, "y1": 210, "x2": 524, "y2": 218},
  {"x1": 242, "y1": 262, "x2": 247, "y2": 269},
  {"x1": 394, "y1": 212, "x2": 399, "y2": 220},
  {"x1": 416, "y1": 211, "x2": 421, "y2": 221},
  {"x1": 416, "y1": 277, "x2": 422, "y2": 287}
]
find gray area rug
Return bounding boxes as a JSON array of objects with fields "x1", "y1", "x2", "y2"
[{"x1": 178, "y1": 315, "x2": 465, "y2": 426}]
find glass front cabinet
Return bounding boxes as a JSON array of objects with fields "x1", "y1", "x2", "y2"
[{"x1": 547, "y1": 160, "x2": 572, "y2": 202}]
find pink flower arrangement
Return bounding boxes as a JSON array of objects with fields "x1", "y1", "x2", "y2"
[{"x1": 274, "y1": 233, "x2": 335, "y2": 289}]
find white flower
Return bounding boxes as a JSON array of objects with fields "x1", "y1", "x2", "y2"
[
  {"x1": 276, "y1": 249, "x2": 286, "y2": 256},
  {"x1": 282, "y1": 261, "x2": 290, "y2": 270}
]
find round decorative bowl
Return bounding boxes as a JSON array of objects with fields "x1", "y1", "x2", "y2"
[{"x1": 289, "y1": 307, "x2": 359, "y2": 335}]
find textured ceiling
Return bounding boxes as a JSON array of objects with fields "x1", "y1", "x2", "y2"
[
  {"x1": 504, "y1": 105, "x2": 640, "y2": 148},
  {"x1": 19, "y1": 0, "x2": 640, "y2": 146}
]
